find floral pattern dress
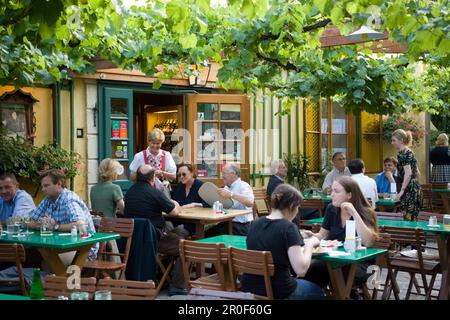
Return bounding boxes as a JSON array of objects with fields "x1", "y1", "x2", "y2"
[{"x1": 397, "y1": 149, "x2": 422, "y2": 220}]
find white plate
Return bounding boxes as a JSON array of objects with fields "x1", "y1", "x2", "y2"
[
  {"x1": 320, "y1": 240, "x2": 343, "y2": 248},
  {"x1": 58, "y1": 233, "x2": 72, "y2": 236},
  {"x1": 427, "y1": 224, "x2": 440, "y2": 228}
]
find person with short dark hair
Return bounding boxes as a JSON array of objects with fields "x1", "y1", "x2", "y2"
[
  {"x1": 0, "y1": 173, "x2": 35, "y2": 221},
  {"x1": 348, "y1": 159, "x2": 378, "y2": 208},
  {"x1": 243, "y1": 184, "x2": 324, "y2": 300},
  {"x1": 322, "y1": 152, "x2": 351, "y2": 191},
  {"x1": 375, "y1": 157, "x2": 399, "y2": 193},
  {"x1": 171, "y1": 163, "x2": 208, "y2": 209},
  {"x1": 28, "y1": 169, "x2": 97, "y2": 260},
  {"x1": 123, "y1": 164, "x2": 187, "y2": 296}
]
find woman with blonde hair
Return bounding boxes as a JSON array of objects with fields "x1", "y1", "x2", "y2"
[
  {"x1": 430, "y1": 133, "x2": 450, "y2": 182},
  {"x1": 129, "y1": 128, "x2": 177, "y2": 185},
  {"x1": 391, "y1": 129, "x2": 422, "y2": 220},
  {"x1": 90, "y1": 158, "x2": 124, "y2": 217}
]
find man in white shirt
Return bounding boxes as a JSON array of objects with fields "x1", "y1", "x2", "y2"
[
  {"x1": 322, "y1": 152, "x2": 351, "y2": 192},
  {"x1": 348, "y1": 159, "x2": 378, "y2": 208},
  {"x1": 217, "y1": 163, "x2": 254, "y2": 235}
]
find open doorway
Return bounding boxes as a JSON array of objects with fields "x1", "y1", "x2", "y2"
[{"x1": 133, "y1": 92, "x2": 184, "y2": 161}]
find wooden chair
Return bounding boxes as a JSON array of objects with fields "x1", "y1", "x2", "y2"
[
  {"x1": 358, "y1": 233, "x2": 399, "y2": 300},
  {"x1": 155, "y1": 253, "x2": 174, "y2": 294},
  {"x1": 43, "y1": 275, "x2": 97, "y2": 299},
  {"x1": 179, "y1": 240, "x2": 231, "y2": 292},
  {"x1": 430, "y1": 182, "x2": 449, "y2": 213},
  {"x1": 83, "y1": 217, "x2": 134, "y2": 279},
  {"x1": 252, "y1": 187, "x2": 270, "y2": 218},
  {"x1": 96, "y1": 278, "x2": 157, "y2": 300},
  {"x1": 228, "y1": 246, "x2": 275, "y2": 300},
  {"x1": 421, "y1": 184, "x2": 433, "y2": 211},
  {"x1": 187, "y1": 288, "x2": 258, "y2": 300},
  {"x1": 376, "y1": 211, "x2": 403, "y2": 220},
  {"x1": 0, "y1": 244, "x2": 27, "y2": 295},
  {"x1": 300, "y1": 198, "x2": 325, "y2": 217},
  {"x1": 380, "y1": 226, "x2": 441, "y2": 300},
  {"x1": 417, "y1": 211, "x2": 444, "y2": 223}
]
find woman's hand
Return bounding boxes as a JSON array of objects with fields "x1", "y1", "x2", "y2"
[
  {"x1": 340, "y1": 202, "x2": 357, "y2": 216},
  {"x1": 396, "y1": 191, "x2": 404, "y2": 201},
  {"x1": 304, "y1": 236, "x2": 320, "y2": 248},
  {"x1": 302, "y1": 230, "x2": 314, "y2": 238}
]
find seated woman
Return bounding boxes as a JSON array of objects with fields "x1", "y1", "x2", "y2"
[
  {"x1": 171, "y1": 163, "x2": 208, "y2": 208},
  {"x1": 242, "y1": 184, "x2": 324, "y2": 300},
  {"x1": 90, "y1": 158, "x2": 124, "y2": 218},
  {"x1": 303, "y1": 176, "x2": 378, "y2": 292}
]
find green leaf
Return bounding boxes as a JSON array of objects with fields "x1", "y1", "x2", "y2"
[
  {"x1": 173, "y1": 19, "x2": 191, "y2": 34},
  {"x1": 196, "y1": 0, "x2": 210, "y2": 12},
  {"x1": 242, "y1": 0, "x2": 256, "y2": 20},
  {"x1": 255, "y1": 0, "x2": 268, "y2": 18},
  {"x1": 330, "y1": 6, "x2": 344, "y2": 24},
  {"x1": 152, "y1": 79, "x2": 162, "y2": 89},
  {"x1": 179, "y1": 34, "x2": 197, "y2": 49},
  {"x1": 313, "y1": 0, "x2": 330, "y2": 13},
  {"x1": 196, "y1": 17, "x2": 208, "y2": 34}
]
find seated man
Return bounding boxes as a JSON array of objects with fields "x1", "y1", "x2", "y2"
[
  {"x1": 266, "y1": 159, "x2": 287, "y2": 198},
  {"x1": 28, "y1": 169, "x2": 97, "y2": 261},
  {"x1": 123, "y1": 164, "x2": 186, "y2": 296},
  {"x1": 348, "y1": 159, "x2": 378, "y2": 208},
  {"x1": 267, "y1": 160, "x2": 320, "y2": 222},
  {"x1": 375, "y1": 156, "x2": 399, "y2": 193},
  {"x1": 0, "y1": 173, "x2": 36, "y2": 222},
  {"x1": 322, "y1": 152, "x2": 351, "y2": 192},
  {"x1": 216, "y1": 163, "x2": 254, "y2": 235}
]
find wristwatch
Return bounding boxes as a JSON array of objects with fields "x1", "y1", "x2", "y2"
[{"x1": 54, "y1": 224, "x2": 60, "y2": 231}]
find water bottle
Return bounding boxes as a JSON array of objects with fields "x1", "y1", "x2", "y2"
[{"x1": 29, "y1": 268, "x2": 44, "y2": 300}]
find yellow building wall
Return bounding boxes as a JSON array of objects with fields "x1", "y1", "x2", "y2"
[
  {"x1": 72, "y1": 79, "x2": 88, "y2": 201},
  {"x1": 0, "y1": 85, "x2": 53, "y2": 146}
]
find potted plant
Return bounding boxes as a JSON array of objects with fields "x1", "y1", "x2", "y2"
[
  {"x1": 283, "y1": 153, "x2": 310, "y2": 191},
  {"x1": 0, "y1": 130, "x2": 81, "y2": 198},
  {"x1": 383, "y1": 115, "x2": 425, "y2": 147}
]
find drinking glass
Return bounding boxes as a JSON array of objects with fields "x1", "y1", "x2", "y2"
[
  {"x1": 94, "y1": 290, "x2": 112, "y2": 300},
  {"x1": 22, "y1": 215, "x2": 33, "y2": 235},
  {"x1": 71, "y1": 291, "x2": 89, "y2": 300},
  {"x1": 40, "y1": 217, "x2": 53, "y2": 236}
]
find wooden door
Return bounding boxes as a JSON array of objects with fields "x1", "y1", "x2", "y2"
[{"x1": 187, "y1": 94, "x2": 250, "y2": 186}]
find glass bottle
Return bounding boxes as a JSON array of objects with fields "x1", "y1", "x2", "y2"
[{"x1": 29, "y1": 268, "x2": 44, "y2": 300}]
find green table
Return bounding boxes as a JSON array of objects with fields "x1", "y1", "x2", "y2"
[
  {"x1": 0, "y1": 293, "x2": 31, "y2": 300},
  {"x1": 431, "y1": 189, "x2": 450, "y2": 214},
  {"x1": 0, "y1": 230, "x2": 119, "y2": 276},
  {"x1": 375, "y1": 199, "x2": 400, "y2": 212},
  {"x1": 197, "y1": 234, "x2": 387, "y2": 300},
  {"x1": 305, "y1": 217, "x2": 450, "y2": 300},
  {"x1": 303, "y1": 193, "x2": 332, "y2": 203}
]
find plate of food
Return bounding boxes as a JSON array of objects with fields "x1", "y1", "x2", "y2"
[
  {"x1": 312, "y1": 246, "x2": 332, "y2": 255},
  {"x1": 320, "y1": 240, "x2": 343, "y2": 248}
]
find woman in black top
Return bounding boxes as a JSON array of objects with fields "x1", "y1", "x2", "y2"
[
  {"x1": 242, "y1": 184, "x2": 324, "y2": 300},
  {"x1": 303, "y1": 176, "x2": 378, "y2": 293},
  {"x1": 430, "y1": 133, "x2": 450, "y2": 182},
  {"x1": 171, "y1": 163, "x2": 208, "y2": 208}
]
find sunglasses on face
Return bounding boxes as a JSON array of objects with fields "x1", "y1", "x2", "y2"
[{"x1": 177, "y1": 172, "x2": 187, "y2": 177}]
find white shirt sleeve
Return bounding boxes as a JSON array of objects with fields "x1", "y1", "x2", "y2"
[
  {"x1": 129, "y1": 151, "x2": 144, "y2": 173},
  {"x1": 322, "y1": 171, "x2": 333, "y2": 190},
  {"x1": 164, "y1": 151, "x2": 177, "y2": 173}
]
